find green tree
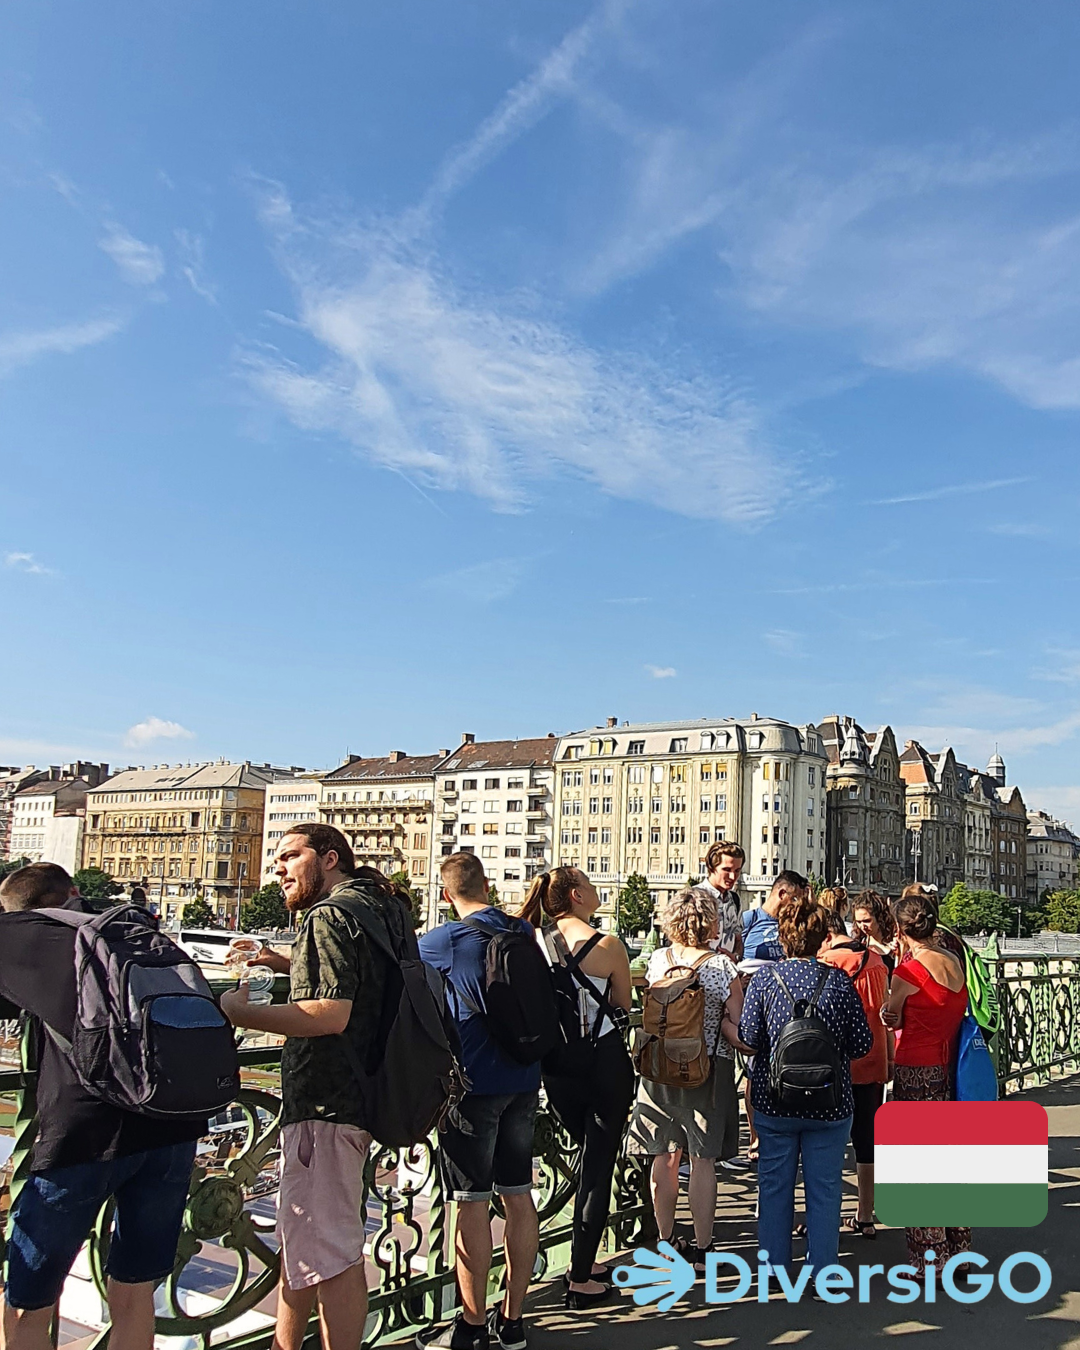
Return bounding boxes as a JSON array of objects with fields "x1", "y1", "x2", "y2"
[
  {"x1": 487, "y1": 882, "x2": 500, "y2": 909},
  {"x1": 181, "y1": 896, "x2": 216, "y2": 927},
  {"x1": 617, "y1": 873, "x2": 655, "y2": 937},
  {"x1": 0, "y1": 856, "x2": 31, "y2": 881},
  {"x1": 72, "y1": 867, "x2": 122, "y2": 901},
  {"x1": 939, "y1": 883, "x2": 1043, "y2": 938},
  {"x1": 1043, "y1": 889, "x2": 1080, "y2": 934},
  {"x1": 389, "y1": 869, "x2": 426, "y2": 930},
  {"x1": 239, "y1": 881, "x2": 289, "y2": 933}
]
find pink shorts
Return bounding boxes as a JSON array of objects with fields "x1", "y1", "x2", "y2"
[{"x1": 277, "y1": 1120, "x2": 371, "y2": 1290}]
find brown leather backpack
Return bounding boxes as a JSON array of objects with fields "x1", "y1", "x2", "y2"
[{"x1": 634, "y1": 950, "x2": 717, "y2": 1089}]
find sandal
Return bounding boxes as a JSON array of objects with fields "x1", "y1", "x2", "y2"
[{"x1": 844, "y1": 1215, "x2": 877, "y2": 1239}]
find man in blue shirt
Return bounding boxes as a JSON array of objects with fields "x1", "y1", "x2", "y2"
[
  {"x1": 416, "y1": 853, "x2": 539, "y2": 1350},
  {"x1": 741, "y1": 870, "x2": 808, "y2": 961}
]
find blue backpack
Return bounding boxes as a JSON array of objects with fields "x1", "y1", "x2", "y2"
[{"x1": 954, "y1": 1011, "x2": 998, "y2": 1101}]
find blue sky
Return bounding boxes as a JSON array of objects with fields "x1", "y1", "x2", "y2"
[{"x1": 3, "y1": 1, "x2": 1080, "y2": 824}]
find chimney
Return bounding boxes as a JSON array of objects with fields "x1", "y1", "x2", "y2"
[
  {"x1": 461, "y1": 732, "x2": 475, "y2": 745},
  {"x1": 437, "y1": 750, "x2": 450, "y2": 759},
  {"x1": 606, "y1": 716, "x2": 618, "y2": 728},
  {"x1": 750, "y1": 712, "x2": 758, "y2": 721},
  {"x1": 388, "y1": 750, "x2": 406, "y2": 763}
]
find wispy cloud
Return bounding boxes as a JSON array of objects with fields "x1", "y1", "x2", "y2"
[
  {"x1": 1033, "y1": 649, "x2": 1080, "y2": 684},
  {"x1": 763, "y1": 628, "x2": 803, "y2": 656},
  {"x1": 773, "y1": 576, "x2": 995, "y2": 596},
  {"x1": 123, "y1": 717, "x2": 196, "y2": 749},
  {"x1": 904, "y1": 712, "x2": 1080, "y2": 759},
  {"x1": 645, "y1": 664, "x2": 677, "y2": 679},
  {"x1": 4, "y1": 551, "x2": 57, "y2": 576},
  {"x1": 248, "y1": 191, "x2": 791, "y2": 524},
  {"x1": 0, "y1": 315, "x2": 126, "y2": 378},
  {"x1": 1024, "y1": 785, "x2": 1080, "y2": 831},
  {"x1": 99, "y1": 226, "x2": 164, "y2": 285},
  {"x1": 424, "y1": 558, "x2": 526, "y2": 604},
  {"x1": 867, "y1": 477, "x2": 1030, "y2": 506},
  {"x1": 175, "y1": 229, "x2": 217, "y2": 303},
  {"x1": 605, "y1": 596, "x2": 650, "y2": 605}
]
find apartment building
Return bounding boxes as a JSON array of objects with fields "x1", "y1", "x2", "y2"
[
  {"x1": 83, "y1": 761, "x2": 290, "y2": 923},
  {"x1": 956, "y1": 763, "x2": 994, "y2": 891},
  {"x1": 9, "y1": 764, "x2": 111, "y2": 873},
  {"x1": 432, "y1": 734, "x2": 557, "y2": 923},
  {"x1": 817, "y1": 717, "x2": 904, "y2": 894},
  {"x1": 899, "y1": 743, "x2": 965, "y2": 892},
  {"x1": 1027, "y1": 810, "x2": 1080, "y2": 900},
  {"x1": 1, "y1": 766, "x2": 48, "y2": 859},
  {"x1": 318, "y1": 750, "x2": 448, "y2": 906},
  {"x1": 260, "y1": 776, "x2": 324, "y2": 879},
  {"x1": 551, "y1": 714, "x2": 828, "y2": 926}
]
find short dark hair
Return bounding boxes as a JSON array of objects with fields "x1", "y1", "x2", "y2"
[
  {"x1": 279, "y1": 822, "x2": 356, "y2": 875},
  {"x1": 441, "y1": 851, "x2": 487, "y2": 901},
  {"x1": 705, "y1": 841, "x2": 745, "y2": 872},
  {"x1": 130, "y1": 886, "x2": 148, "y2": 906},
  {"x1": 0, "y1": 862, "x2": 73, "y2": 912},
  {"x1": 822, "y1": 907, "x2": 848, "y2": 938},
  {"x1": 771, "y1": 869, "x2": 808, "y2": 898}
]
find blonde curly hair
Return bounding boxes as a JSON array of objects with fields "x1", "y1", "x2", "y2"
[{"x1": 661, "y1": 887, "x2": 718, "y2": 948}]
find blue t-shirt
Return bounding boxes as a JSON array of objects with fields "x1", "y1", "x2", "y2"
[
  {"x1": 418, "y1": 907, "x2": 542, "y2": 1097},
  {"x1": 741, "y1": 905, "x2": 780, "y2": 959},
  {"x1": 738, "y1": 958, "x2": 873, "y2": 1121}
]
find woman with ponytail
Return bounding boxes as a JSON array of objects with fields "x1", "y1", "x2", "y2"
[{"x1": 519, "y1": 869, "x2": 633, "y2": 1309}]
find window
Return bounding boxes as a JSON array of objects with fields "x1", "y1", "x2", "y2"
[
  {"x1": 670, "y1": 765, "x2": 686, "y2": 783},
  {"x1": 507, "y1": 799, "x2": 523, "y2": 812},
  {"x1": 761, "y1": 826, "x2": 768, "y2": 844},
  {"x1": 587, "y1": 857, "x2": 597, "y2": 872},
  {"x1": 190, "y1": 812, "x2": 200, "y2": 828},
  {"x1": 484, "y1": 777, "x2": 500, "y2": 790},
  {"x1": 590, "y1": 768, "x2": 600, "y2": 785},
  {"x1": 650, "y1": 828, "x2": 661, "y2": 845},
  {"x1": 847, "y1": 840, "x2": 858, "y2": 857},
  {"x1": 848, "y1": 787, "x2": 859, "y2": 799},
  {"x1": 444, "y1": 781, "x2": 456, "y2": 792},
  {"x1": 670, "y1": 798, "x2": 685, "y2": 813},
  {"x1": 481, "y1": 846, "x2": 497, "y2": 858},
  {"x1": 588, "y1": 828, "x2": 599, "y2": 844},
  {"x1": 222, "y1": 812, "x2": 233, "y2": 828},
  {"x1": 651, "y1": 798, "x2": 663, "y2": 813},
  {"x1": 599, "y1": 858, "x2": 610, "y2": 873},
  {"x1": 808, "y1": 829, "x2": 815, "y2": 849},
  {"x1": 602, "y1": 796, "x2": 612, "y2": 814},
  {"x1": 603, "y1": 767, "x2": 614, "y2": 785},
  {"x1": 910, "y1": 803, "x2": 919, "y2": 814},
  {"x1": 483, "y1": 822, "x2": 499, "y2": 835},
  {"x1": 460, "y1": 801, "x2": 474, "y2": 813},
  {"x1": 564, "y1": 744, "x2": 583, "y2": 759},
  {"x1": 669, "y1": 738, "x2": 688, "y2": 753},
  {"x1": 773, "y1": 826, "x2": 780, "y2": 844},
  {"x1": 716, "y1": 794, "x2": 727, "y2": 813},
  {"x1": 601, "y1": 827, "x2": 611, "y2": 845},
  {"x1": 762, "y1": 762, "x2": 770, "y2": 780},
  {"x1": 503, "y1": 870, "x2": 521, "y2": 882},
  {"x1": 762, "y1": 796, "x2": 770, "y2": 812},
  {"x1": 460, "y1": 823, "x2": 475, "y2": 836},
  {"x1": 216, "y1": 861, "x2": 229, "y2": 880},
  {"x1": 774, "y1": 798, "x2": 782, "y2": 813},
  {"x1": 483, "y1": 800, "x2": 499, "y2": 813},
  {"x1": 700, "y1": 828, "x2": 710, "y2": 844},
  {"x1": 629, "y1": 765, "x2": 645, "y2": 783},
  {"x1": 670, "y1": 826, "x2": 685, "y2": 844},
  {"x1": 701, "y1": 797, "x2": 711, "y2": 812},
  {"x1": 628, "y1": 740, "x2": 645, "y2": 755},
  {"x1": 507, "y1": 778, "x2": 523, "y2": 789},
  {"x1": 808, "y1": 767, "x2": 816, "y2": 787},
  {"x1": 459, "y1": 779, "x2": 478, "y2": 792},
  {"x1": 701, "y1": 766, "x2": 712, "y2": 781},
  {"x1": 505, "y1": 821, "x2": 523, "y2": 834},
  {"x1": 627, "y1": 825, "x2": 642, "y2": 843},
  {"x1": 807, "y1": 799, "x2": 815, "y2": 816}
]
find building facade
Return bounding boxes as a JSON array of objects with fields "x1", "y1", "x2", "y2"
[
  {"x1": 9, "y1": 766, "x2": 111, "y2": 874},
  {"x1": 1026, "y1": 810, "x2": 1080, "y2": 900},
  {"x1": 550, "y1": 714, "x2": 828, "y2": 927},
  {"x1": 83, "y1": 761, "x2": 286, "y2": 923},
  {"x1": 318, "y1": 751, "x2": 448, "y2": 906},
  {"x1": 260, "y1": 776, "x2": 324, "y2": 880},
  {"x1": 432, "y1": 734, "x2": 557, "y2": 924},
  {"x1": 1, "y1": 766, "x2": 48, "y2": 860},
  {"x1": 899, "y1": 743, "x2": 965, "y2": 892},
  {"x1": 957, "y1": 764, "x2": 995, "y2": 891},
  {"x1": 817, "y1": 717, "x2": 904, "y2": 895}
]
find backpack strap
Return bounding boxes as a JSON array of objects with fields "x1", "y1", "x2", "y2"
[
  {"x1": 772, "y1": 962, "x2": 830, "y2": 1017},
  {"x1": 543, "y1": 927, "x2": 620, "y2": 1044},
  {"x1": 308, "y1": 893, "x2": 411, "y2": 966}
]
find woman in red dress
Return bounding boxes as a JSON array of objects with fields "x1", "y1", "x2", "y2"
[{"x1": 882, "y1": 892, "x2": 969, "y2": 1273}]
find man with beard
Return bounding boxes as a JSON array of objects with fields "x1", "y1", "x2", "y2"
[{"x1": 221, "y1": 823, "x2": 411, "y2": 1350}]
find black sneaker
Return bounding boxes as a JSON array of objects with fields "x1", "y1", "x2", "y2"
[
  {"x1": 416, "y1": 1314, "x2": 489, "y2": 1350},
  {"x1": 487, "y1": 1309, "x2": 527, "y2": 1350}
]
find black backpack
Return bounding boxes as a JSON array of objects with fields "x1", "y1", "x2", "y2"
[
  {"x1": 37, "y1": 903, "x2": 239, "y2": 1119},
  {"x1": 541, "y1": 927, "x2": 620, "y2": 1077},
  {"x1": 767, "y1": 964, "x2": 844, "y2": 1114},
  {"x1": 458, "y1": 914, "x2": 559, "y2": 1065},
  {"x1": 312, "y1": 895, "x2": 468, "y2": 1147}
]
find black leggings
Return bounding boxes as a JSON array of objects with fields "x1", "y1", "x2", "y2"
[{"x1": 543, "y1": 1033, "x2": 636, "y2": 1281}]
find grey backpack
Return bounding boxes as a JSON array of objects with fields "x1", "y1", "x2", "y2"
[{"x1": 38, "y1": 903, "x2": 240, "y2": 1118}]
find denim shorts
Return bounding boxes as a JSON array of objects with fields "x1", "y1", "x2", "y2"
[
  {"x1": 438, "y1": 1091, "x2": 538, "y2": 1202},
  {"x1": 4, "y1": 1141, "x2": 197, "y2": 1311}
]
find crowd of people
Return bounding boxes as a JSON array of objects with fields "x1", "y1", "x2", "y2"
[{"x1": 0, "y1": 832, "x2": 977, "y2": 1350}]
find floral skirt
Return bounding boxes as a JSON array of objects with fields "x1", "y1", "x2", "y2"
[{"x1": 892, "y1": 1063, "x2": 971, "y2": 1272}]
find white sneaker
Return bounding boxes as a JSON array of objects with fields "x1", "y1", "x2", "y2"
[{"x1": 719, "y1": 1157, "x2": 751, "y2": 1171}]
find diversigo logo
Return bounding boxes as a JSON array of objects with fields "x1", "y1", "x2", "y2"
[{"x1": 613, "y1": 1101, "x2": 1051, "y2": 1311}]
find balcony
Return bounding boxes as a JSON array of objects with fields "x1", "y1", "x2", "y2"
[{"x1": 526, "y1": 808, "x2": 548, "y2": 821}]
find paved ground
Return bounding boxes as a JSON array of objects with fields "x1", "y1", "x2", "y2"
[{"x1": 523, "y1": 1072, "x2": 1080, "y2": 1349}]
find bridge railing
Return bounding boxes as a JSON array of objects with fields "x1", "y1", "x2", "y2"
[{"x1": 4, "y1": 952, "x2": 1079, "y2": 1347}]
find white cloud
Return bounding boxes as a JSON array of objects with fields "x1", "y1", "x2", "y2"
[
  {"x1": 99, "y1": 226, "x2": 164, "y2": 285},
  {"x1": 867, "y1": 477, "x2": 1030, "y2": 507},
  {"x1": 175, "y1": 229, "x2": 217, "y2": 303},
  {"x1": 763, "y1": 628, "x2": 802, "y2": 656},
  {"x1": 0, "y1": 315, "x2": 126, "y2": 378},
  {"x1": 249, "y1": 196, "x2": 791, "y2": 524},
  {"x1": 4, "y1": 551, "x2": 56, "y2": 576},
  {"x1": 1033, "y1": 650, "x2": 1080, "y2": 684},
  {"x1": 124, "y1": 717, "x2": 196, "y2": 749},
  {"x1": 903, "y1": 711, "x2": 1080, "y2": 761},
  {"x1": 1024, "y1": 786, "x2": 1080, "y2": 832},
  {"x1": 425, "y1": 558, "x2": 525, "y2": 604},
  {"x1": 645, "y1": 664, "x2": 677, "y2": 679}
]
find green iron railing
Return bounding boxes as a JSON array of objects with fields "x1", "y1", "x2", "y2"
[{"x1": 3, "y1": 952, "x2": 1079, "y2": 1347}]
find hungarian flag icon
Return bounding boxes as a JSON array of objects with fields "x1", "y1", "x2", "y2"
[{"x1": 875, "y1": 1101, "x2": 1048, "y2": 1228}]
